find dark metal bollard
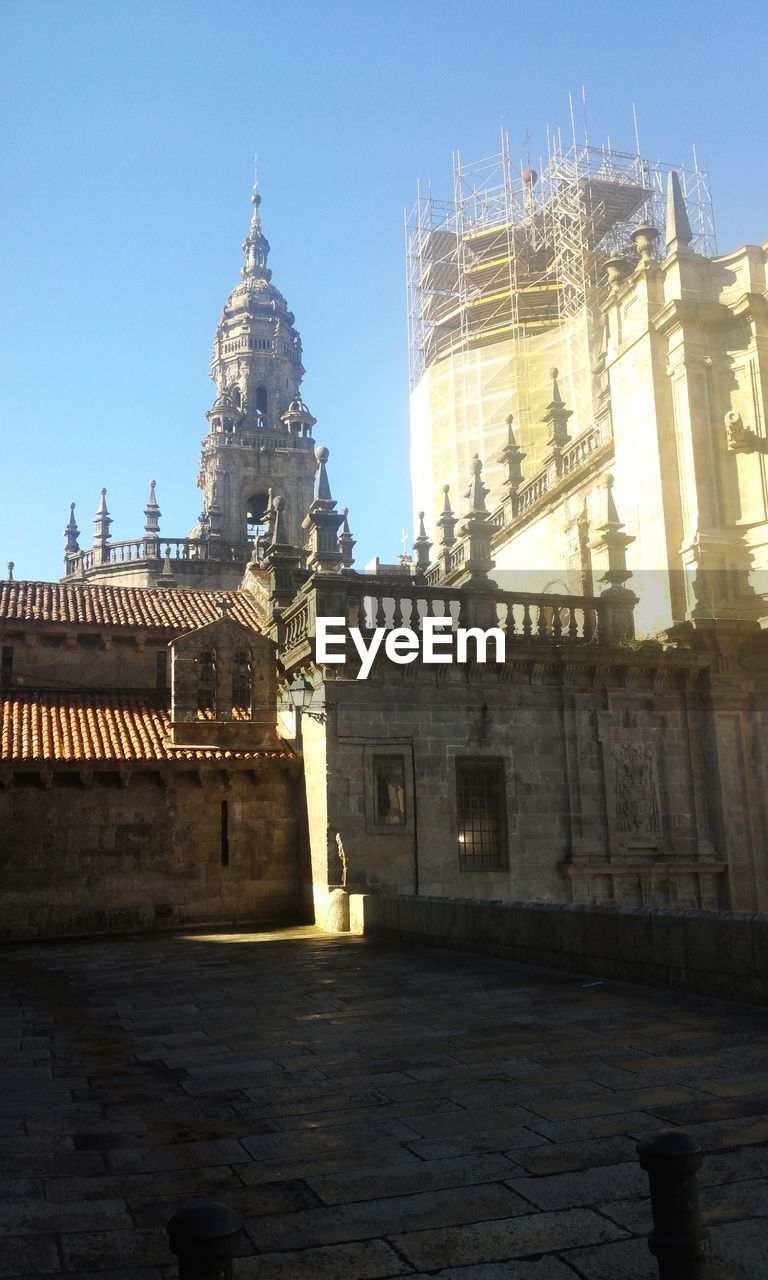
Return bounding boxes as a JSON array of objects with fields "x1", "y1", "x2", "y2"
[
  {"x1": 167, "y1": 1200, "x2": 243, "y2": 1280},
  {"x1": 637, "y1": 1130, "x2": 711, "y2": 1279}
]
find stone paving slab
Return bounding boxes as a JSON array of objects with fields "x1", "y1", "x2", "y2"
[
  {"x1": 306, "y1": 1154, "x2": 520, "y2": 1206},
  {"x1": 0, "y1": 926, "x2": 767, "y2": 1277},
  {"x1": 390, "y1": 1207, "x2": 629, "y2": 1268}
]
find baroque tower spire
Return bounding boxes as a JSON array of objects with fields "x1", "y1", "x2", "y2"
[{"x1": 197, "y1": 171, "x2": 317, "y2": 550}]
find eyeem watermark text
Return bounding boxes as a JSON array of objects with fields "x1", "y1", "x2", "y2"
[{"x1": 316, "y1": 616, "x2": 505, "y2": 680}]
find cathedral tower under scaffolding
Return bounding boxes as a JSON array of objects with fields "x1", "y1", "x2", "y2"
[{"x1": 406, "y1": 128, "x2": 716, "y2": 531}]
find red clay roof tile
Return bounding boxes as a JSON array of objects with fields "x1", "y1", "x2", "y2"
[
  {"x1": 0, "y1": 581, "x2": 261, "y2": 632},
  {"x1": 1, "y1": 692, "x2": 288, "y2": 765}
]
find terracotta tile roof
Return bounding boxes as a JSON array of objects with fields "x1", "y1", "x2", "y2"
[
  {"x1": 0, "y1": 581, "x2": 261, "y2": 632},
  {"x1": 1, "y1": 692, "x2": 288, "y2": 765}
]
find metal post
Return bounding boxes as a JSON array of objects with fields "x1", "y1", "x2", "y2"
[
  {"x1": 637, "y1": 1130, "x2": 710, "y2": 1279},
  {"x1": 166, "y1": 1201, "x2": 243, "y2": 1280}
]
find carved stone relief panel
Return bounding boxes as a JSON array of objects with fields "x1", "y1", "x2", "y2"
[
  {"x1": 596, "y1": 707, "x2": 669, "y2": 856},
  {"x1": 614, "y1": 742, "x2": 662, "y2": 836}
]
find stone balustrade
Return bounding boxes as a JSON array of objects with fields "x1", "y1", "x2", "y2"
[
  {"x1": 65, "y1": 537, "x2": 244, "y2": 576},
  {"x1": 560, "y1": 423, "x2": 602, "y2": 475},
  {"x1": 431, "y1": 420, "x2": 611, "y2": 585},
  {"x1": 277, "y1": 573, "x2": 629, "y2": 668},
  {"x1": 205, "y1": 431, "x2": 315, "y2": 452},
  {"x1": 515, "y1": 469, "x2": 550, "y2": 515}
]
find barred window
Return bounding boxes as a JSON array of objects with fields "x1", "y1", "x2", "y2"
[{"x1": 456, "y1": 758, "x2": 507, "y2": 870}]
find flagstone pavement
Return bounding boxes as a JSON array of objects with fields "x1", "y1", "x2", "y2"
[{"x1": 0, "y1": 925, "x2": 767, "y2": 1279}]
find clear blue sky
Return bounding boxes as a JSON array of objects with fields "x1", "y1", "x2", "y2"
[{"x1": 3, "y1": 0, "x2": 767, "y2": 581}]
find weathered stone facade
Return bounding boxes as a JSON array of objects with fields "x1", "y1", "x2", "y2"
[
  {"x1": 0, "y1": 582, "x2": 310, "y2": 939},
  {"x1": 269, "y1": 570, "x2": 768, "y2": 926},
  {"x1": 0, "y1": 763, "x2": 309, "y2": 940}
]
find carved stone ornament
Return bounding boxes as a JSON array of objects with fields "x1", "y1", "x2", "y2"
[
  {"x1": 614, "y1": 743, "x2": 661, "y2": 835},
  {"x1": 725, "y1": 410, "x2": 758, "y2": 454}
]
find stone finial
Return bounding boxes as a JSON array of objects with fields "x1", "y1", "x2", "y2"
[
  {"x1": 338, "y1": 507, "x2": 356, "y2": 567},
  {"x1": 603, "y1": 472, "x2": 621, "y2": 525},
  {"x1": 64, "y1": 502, "x2": 80, "y2": 553},
  {"x1": 158, "y1": 545, "x2": 176, "y2": 587},
  {"x1": 541, "y1": 369, "x2": 573, "y2": 449},
  {"x1": 261, "y1": 494, "x2": 303, "y2": 608},
  {"x1": 437, "y1": 483, "x2": 458, "y2": 551},
  {"x1": 270, "y1": 494, "x2": 287, "y2": 546},
  {"x1": 312, "y1": 445, "x2": 335, "y2": 508},
  {"x1": 250, "y1": 169, "x2": 262, "y2": 232},
  {"x1": 242, "y1": 171, "x2": 272, "y2": 282},
  {"x1": 459, "y1": 456, "x2": 496, "y2": 588},
  {"x1": 591, "y1": 473, "x2": 635, "y2": 594},
  {"x1": 253, "y1": 489, "x2": 275, "y2": 557},
  {"x1": 467, "y1": 455, "x2": 489, "y2": 515},
  {"x1": 665, "y1": 171, "x2": 693, "y2": 254},
  {"x1": 413, "y1": 511, "x2": 432, "y2": 572},
  {"x1": 630, "y1": 222, "x2": 659, "y2": 262},
  {"x1": 604, "y1": 255, "x2": 631, "y2": 291},
  {"x1": 304, "y1": 447, "x2": 344, "y2": 571},
  {"x1": 497, "y1": 414, "x2": 526, "y2": 494},
  {"x1": 93, "y1": 488, "x2": 112, "y2": 550},
  {"x1": 143, "y1": 480, "x2": 161, "y2": 538},
  {"x1": 7, "y1": 561, "x2": 14, "y2": 582},
  {"x1": 590, "y1": 473, "x2": 637, "y2": 643}
]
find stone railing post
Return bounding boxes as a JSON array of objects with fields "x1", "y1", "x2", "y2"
[
  {"x1": 637, "y1": 1131, "x2": 710, "y2": 1279},
  {"x1": 166, "y1": 1201, "x2": 243, "y2": 1279}
]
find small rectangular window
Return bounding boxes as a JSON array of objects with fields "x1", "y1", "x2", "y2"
[
  {"x1": 1, "y1": 646, "x2": 12, "y2": 686},
  {"x1": 456, "y1": 758, "x2": 507, "y2": 870},
  {"x1": 373, "y1": 755, "x2": 407, "y2": 826}
]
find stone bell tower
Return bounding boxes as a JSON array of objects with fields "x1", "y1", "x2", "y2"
[{"x1": 195, "y1": 179, "x2": 318, "y2": 550}]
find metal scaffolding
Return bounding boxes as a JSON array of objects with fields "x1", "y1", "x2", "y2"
[{"x1": 405, "y1": 127, "x2": 716, "y2": 392}]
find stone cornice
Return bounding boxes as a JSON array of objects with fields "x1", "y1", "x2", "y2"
[{"x1": 651, "y1": 297, "x2": 733, "y2": 338}]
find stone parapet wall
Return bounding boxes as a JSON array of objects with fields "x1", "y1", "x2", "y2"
[
  {"x1": 73, "y1": 558, "x2": 246, "y2": 591},
  {"x1": 353, "y1": 892, "x2": 768, "y2": 1005}
]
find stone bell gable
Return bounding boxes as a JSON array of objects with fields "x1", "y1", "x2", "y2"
[{"x1": 169, "y1": 605, "x2": 278, "y2": 751}]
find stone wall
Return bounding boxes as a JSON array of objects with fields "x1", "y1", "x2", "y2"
[
  {"x1": 355, "y1": 892, "x2": 768, "y2": 1005},
  {"x1": 77, "y1": 559, "x2": 246, "y2": 591},
  {"x1": 308, "y1": 646, "x2": 734, "y2": 914},
  {"x1": 0, "y1": 763, "x2": 311, "y2": 940},
  {"x1": 2, "y1": 632, "x2": 172, "y2": 695}
]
